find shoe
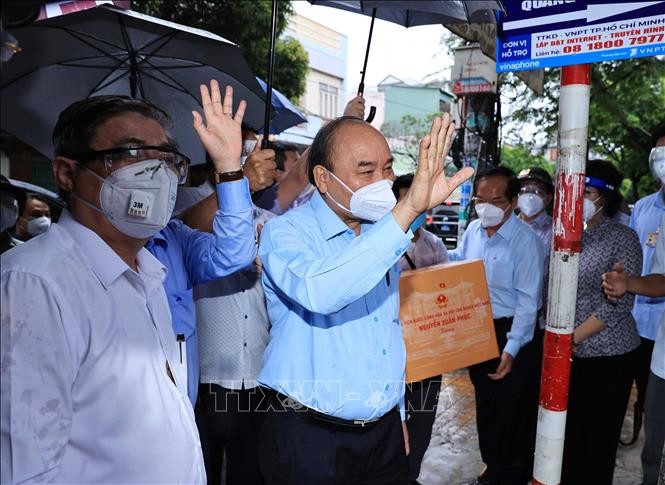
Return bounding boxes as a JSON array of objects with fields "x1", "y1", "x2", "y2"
[{"x1": 619, "y1": 402, "x2": 642, "y2": 446}]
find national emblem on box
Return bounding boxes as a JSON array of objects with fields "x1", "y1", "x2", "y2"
[{"x1": 399, "y1": 259, "x2": 499, "y2": 383}]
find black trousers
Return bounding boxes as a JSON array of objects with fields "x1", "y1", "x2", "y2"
[
  {"x1": 405, "y1": 376, "x2": 442, "y2": 481},
  {"x1": 633, "y1": 337, "x2": 655, "y2": 414},
  {"x1": 195, "y1": 383, "x2": 266, "y2": 485},
  {"x1": 258, "y1": 391, "x2": 409, "y2": 485},
  {"x1": 642, "y1": 371, "x2": 665, "y2": 485},
  {"x1": 561, "y1": 348, "x2": 638, "y2": 485},
  {"x1": 469, "y1": 317, "x2": 535, "y2": 485}
]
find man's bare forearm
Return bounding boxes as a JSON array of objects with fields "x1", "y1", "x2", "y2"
[{"x1": 628, "y1": 273, "x2": 665, "y2": 297}]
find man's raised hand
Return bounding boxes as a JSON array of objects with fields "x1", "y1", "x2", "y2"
[
  {"x1": 192, "y1": 80, "x2": 246, "y2": 174},
  {"x1": 392, "y1": 113, "x2": 473, "y2": 231}
]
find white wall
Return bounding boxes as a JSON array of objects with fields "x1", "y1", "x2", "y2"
[{"x1": 302, "y1": 69, "x2": 344, "y2": 119}]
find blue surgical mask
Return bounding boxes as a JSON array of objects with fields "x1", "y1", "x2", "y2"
[{"x1": 409, "y1": 212, "x2": 427, "y2": 233}]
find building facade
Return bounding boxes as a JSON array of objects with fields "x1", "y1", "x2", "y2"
[{"x1": 280, "y1": 14, "x2": 348, "y2": 145}]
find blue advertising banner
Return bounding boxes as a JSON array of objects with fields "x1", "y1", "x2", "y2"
[{"x1": 496, "y1": 0, "x2": 665, "y2": 72}]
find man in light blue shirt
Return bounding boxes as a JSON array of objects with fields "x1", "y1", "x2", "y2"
[
  {"x1": 623, "y1": 122, "x2": 665, "y2": 445},
  {"x1": 257, "y1": 114, "x2": 473, "y2": 484},
  {"x1": 449, "y1": 166, "x2": 544, "y2": 485},
  {"x1": 631, "y1": 187, "x2": 665, "y2": 340},
  {"x1": 146, "y1": 81, "x2": 256, "y2": 405},
  {"x1": 146, "y1": 178, "x2": 254, "y2": 405}
]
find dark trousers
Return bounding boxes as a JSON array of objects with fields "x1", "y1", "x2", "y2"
[
  {"x1": 195, "y1": 383, "x2": 266, "y2": 485},
  {"x1": 405, "y1": 376, "x2": 442, "y2": 481},
  {"x1": 258, "y1": 391, "x2": 408, "y2": 485},
  {"x1": 642, "y1": 371, "x2": 665, "y2": 485},
  {"x1": 561, "y1": 348, "x2": 638, "y2": 485},
  {"x1": 469, "y1": 317, "x2": 534, "y2": 485},
  {"x1": 630, "y1": 338, "x2": 655, "y2": 416}
]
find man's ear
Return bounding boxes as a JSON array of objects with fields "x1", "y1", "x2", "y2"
[
  {"x1": 53, "y1": 156, "x2": 78, "y2": 195},
  {"x1": 312, "y1": 165, "x2": 329, "y2": 193}
]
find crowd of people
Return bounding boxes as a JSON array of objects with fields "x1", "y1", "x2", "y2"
[{"x1": 0, "y1": 80, "x2": 663, "y2": 485}]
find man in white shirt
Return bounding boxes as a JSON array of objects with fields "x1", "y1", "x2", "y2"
[{"x1": 0, "y1": 81, "x2": 244, "y2": 483}]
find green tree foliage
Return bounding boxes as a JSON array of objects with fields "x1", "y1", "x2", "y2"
[
  {"x1": 273, "y1": 36, "x2": 308, "y2": 103},
  {"x1": 500, "y1": 145, "x2": 554, "y2": 177},
  {"x1": 132, "y1": 0, "x2": 309, "y2": 101},
  {"x1": 382, "y1": 113, "x2": 458, "y2": 176},
  {"x1": 501, "y1": 58, "x2": 665, "y2": 201}
]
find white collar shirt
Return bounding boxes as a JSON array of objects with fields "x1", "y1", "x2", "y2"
[
  {"x1": 400, "y1": 228, "x2": 449, "y2": 271},
  {"x1": 195, "y1": 269, "x2": 270, "y2": 390},
  {"x1": 0, "y1": 211, "x2": 205, "y2": 484}
]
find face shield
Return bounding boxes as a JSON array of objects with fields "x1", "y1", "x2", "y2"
[{"x1": 649, "y1": 146, "x2": 665, "y2": 185}]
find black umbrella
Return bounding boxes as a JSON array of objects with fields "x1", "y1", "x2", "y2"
[
  {"x1": 0, "y1": 4, "x2": 267, "y2": 164},
  {"x1": 262, "y1": 0, "x2": 279, "y2": 147},
  {"x1": 307, "y1": 0, "x2": 505, "y2": 122}
]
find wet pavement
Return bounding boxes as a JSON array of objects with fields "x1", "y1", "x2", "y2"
[{"x1": 418, "y1": 370, "x2": 644, "y2": 485}]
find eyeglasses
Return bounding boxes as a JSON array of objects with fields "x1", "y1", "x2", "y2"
[
  {"x1": 71, "y1": 145, "x2": 190, "y2": 184},
  {"x1": 519, "y1": 186, "x2": 547, "y2": 197}
]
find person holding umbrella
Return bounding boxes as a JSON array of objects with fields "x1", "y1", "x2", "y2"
[{"x1": 0, "y1": 80, "x2": 253, "y2": 483}]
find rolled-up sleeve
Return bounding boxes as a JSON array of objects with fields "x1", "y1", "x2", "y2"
[{"x1": 1, "y1": 271, "x2": 76, "y2": 484}]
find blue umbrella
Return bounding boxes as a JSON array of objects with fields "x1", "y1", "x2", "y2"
[{"x1": 256, "y1": 77, "x2": 307, "y2": 135}]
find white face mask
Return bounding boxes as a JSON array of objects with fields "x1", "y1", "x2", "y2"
[
  {"x1": 476, "y1": 203, "x2": 509, "y2": 228},
  {"x1": 25, "y1": 215, "x2": 51, "y2": 236},
  {"x1": 517, "y1": 193, "x2": 545, "y2": 218},
  {"x1": 650, "y1": 146, "x2": 665, "y2": 186},
  {"x1": 75, "y1": 160, "x2": 178, "y2": 239},
  {"x1": 583, "y1": 196, "x2": 602, "y2": 225},
  {"x1": 0, "y1": 192, "x2": 18, "y2": 233},
  {"x1": 326, "y1": 171, "x2": 396, "y2": 222}
]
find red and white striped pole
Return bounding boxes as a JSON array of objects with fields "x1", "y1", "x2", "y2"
[{"x1": 532, "y1": 64, "x2": 591, "y2": 485}]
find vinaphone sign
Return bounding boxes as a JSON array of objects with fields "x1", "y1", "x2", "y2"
[{"x1": 496, "y1": 0, "x2": 665, "y2": 72}]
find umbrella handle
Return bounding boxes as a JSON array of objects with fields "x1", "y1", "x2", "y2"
[
  {"x1": 356, "y1": 85, "x2": 375, "y2": 123},
  {"x1": 365, "y1": 106, "x2": 376, "y2": 123}
]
